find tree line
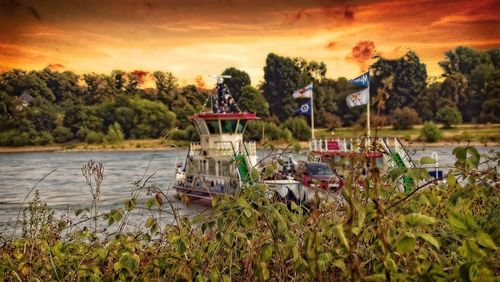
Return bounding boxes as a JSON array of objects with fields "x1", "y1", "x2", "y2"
[{"x1": 0, "y1": 46, "x2": 498, "y2": 146}]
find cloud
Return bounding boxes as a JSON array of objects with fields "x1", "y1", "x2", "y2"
[
  {"x1": 130, "y1": 70, "x2": 149, "y2": 84},
  {"x1": 343, "y1": 5, "x2": 354, "y2": 20},
  {"x1": 325, "y1": 41, "x2": 336, "y2": 49},
  {"x1": 47, "y1": 63, "x2": 64, "y2": 70},
  {"x1": 350, "y1": 40, "x2": 378, "y2": 71},
  {"x1": 195, "y1": 75, "x2": 206, "y2": 89}
]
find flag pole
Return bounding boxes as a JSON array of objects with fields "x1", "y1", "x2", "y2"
[
  {"x1": 367, "y1": 83, "x2": 370, "y2": 139},
  {"x1": 311, "y1": 82, "x2": 315, "y2": 139}
]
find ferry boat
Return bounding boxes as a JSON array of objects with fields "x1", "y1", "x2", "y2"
[{"x1": 173, "y1": 76, "x2": 258, "y2": 200}]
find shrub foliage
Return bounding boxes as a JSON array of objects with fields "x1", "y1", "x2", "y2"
[{"x1": 0, "y1": 146, "x2": 498, "y2": 281}]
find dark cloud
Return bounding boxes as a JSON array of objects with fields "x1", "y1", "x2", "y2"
[
  {"x1": 2, "y1": 0, "x2": 41, "y2": 20},
  {"x1": 130, "y1": 70, "x2": 149, "y2": 84},
  {"x1": 351, "y1": 40, "x2": 377, "y2": 71},
  {"x1": 343, "y1": 5, "x2": 354, "y2": 20},
  {"x1": 47, "y1": 63, "x2": 64, "y2": 70},
  {"x1": 325, "y1": 41, "x2": 336, "y2": 49}
]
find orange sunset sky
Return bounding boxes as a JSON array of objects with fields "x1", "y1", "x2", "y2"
[{"x1": 1, "y1": 0, "x2": 499, "y2": 86}]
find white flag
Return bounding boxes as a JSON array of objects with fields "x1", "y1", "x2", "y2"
[
  {"x1": 292, "y1": 83, "x2": 313, "y2": 99},
  {"x1": 346, "y1": 87, "x2": 369, "y2": 108}
]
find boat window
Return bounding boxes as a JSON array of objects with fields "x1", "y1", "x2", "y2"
[
  {"x1": 195, "y1": 120, "x2": 208, "y2": 135},
  {"x1": 306, "y1": 163, "x2": 334, "y2": 176},
  {"x1": 236, "y1": 120, "x2": 247, "y2": 134},
  {"x1": 221, "y1": 120, "x2": 238, "y2": 134},
  {"x1": 208, "y1": 159, "x2": 216, "y2": 175},
  {"x1": 206, "y1": 120, "x2": 220, "y2": 135},
  {"x1": 219, "y1": 161, "x2": 230, "y2": 177}
]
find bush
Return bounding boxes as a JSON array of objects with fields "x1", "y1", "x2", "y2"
[
  {"x1": 105, "y1": 123, "x2": 124, "y2": 144},
  {"x1": 52, "y1": 126, "x2": 73, "y2": 143},
  {"x1": 33, "y1": 131, "x2": 54, "y2": 145},
  {"x1": 85, "y1": 131, "x2": 105, "y2": 144},
  {"x1": 283, "y1": 117, "x2": 311, "y2": 141},
  {"x1": 419, "y1": 121, "x2": 442, "y2": 142},
  {"x1": 244, "y1": 121, "x2": 291, "y2": 141},
  {"x1": 76, "y1": 128, "x2": 91, "y2": 141},
  {"x1": 435, "y1": 106, "x2": 462, "y2": 128},
  {"x1": 392, "y1": 107, "x2": 421, "y2": 130}
]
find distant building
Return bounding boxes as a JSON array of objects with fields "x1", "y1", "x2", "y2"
[{"x1": 16, "y1": 92, "x2": 34, "y2": 110}]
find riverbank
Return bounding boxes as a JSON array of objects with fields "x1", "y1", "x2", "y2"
[{"x1": 1, "y1": 124, "x2": 498, "y2": 153}]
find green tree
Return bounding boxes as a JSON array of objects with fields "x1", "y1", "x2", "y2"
[
  {"x1": 105, "y1": 122, "x2": 125, "y2": 144},
  {"x1": 283, "y1": 117, "x2": 311, "y2": 141},
  {"x1": 419, "y1": 121, "x2": 442, "y2": 142},
  {"x1": 222, "y1": 67, "x2": 251, "y2": 101},
  {"x1": 480, "y1": 69, "x2": 500, "y2": 122},
  {"x1": 371, "y1": 51, "x2": 427, "y2": 113},
  {"x1": 392, "y1": 107, "x2": 421, "y2": 130},
  {"x1": 237, "y1": 86, "x2": 269, "y2": 116},
  {"x1": 52, "y1": 126, "x2": 73, "y2": 143},
  {"x1": 262, "y1": 53, "x2": 301, "y2": 121},
  {"x1": 435, "y1": 106, "x2": 462, "y2": 128}
]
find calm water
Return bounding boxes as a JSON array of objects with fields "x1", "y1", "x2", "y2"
[{"x1": 0, "y1": 146, "x2": 498, "y2": 233}]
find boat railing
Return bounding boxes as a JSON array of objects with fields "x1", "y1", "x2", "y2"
[
  {"x1": 310, "y1": 138, "x2": 373, "y2": 153},
  {"x1": 190, "y1": 141, "x2": 257, "y2": 156},
  {"x1": 394, "y1": 137, "x2": 415, "y2": 168}
]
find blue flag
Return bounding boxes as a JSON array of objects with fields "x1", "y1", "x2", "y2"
[
  {"x1": 295, "y1": 100, "x2": 312, "y2": 116},
  {"x1": 349, "y1": 71, "x2": 370, "y2": 88}
]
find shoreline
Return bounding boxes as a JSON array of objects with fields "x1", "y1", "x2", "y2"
[{"x1": 0, "y1": 140, "x2": 498, "y2": 154}]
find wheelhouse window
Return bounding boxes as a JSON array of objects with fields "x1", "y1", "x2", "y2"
[
  {"x1": 195, "y1": 120, "x2": 209, "y2": 135},
  {"x1": 236, "y1": 120, "x2": 247, "y2": 134},
  {"x1": 206, "y1": 120, "x2": 220, "y2": 134},
  {"x1": 221, "y1": 119, "x2": 238, "y2": 134}
]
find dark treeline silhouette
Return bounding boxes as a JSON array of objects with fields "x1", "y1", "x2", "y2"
[{"x1": 0, "y1": 46, "x2": 498, "y2": 146}]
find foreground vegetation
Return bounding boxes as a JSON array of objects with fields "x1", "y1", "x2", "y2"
[{"x1": 0, "y1": 145, "x2": 498, "y2": 281}]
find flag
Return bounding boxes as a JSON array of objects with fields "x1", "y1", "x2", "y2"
[
  {"x1": 349, "y1": 72, "x2": 370, "y2": 88},
  {"x1": 292, "y1": 83, "x2": 313, "y2": 99},
  {"x1": 346, "y1": 87, "x2": 369, "y2": 108},
  {"x1": 295, "y1": 100, "x2": 312, "y2": 116}
]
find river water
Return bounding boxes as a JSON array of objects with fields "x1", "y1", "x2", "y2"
[{"x1": 0, "y1": 146, "x2": 497, "y2": 234}]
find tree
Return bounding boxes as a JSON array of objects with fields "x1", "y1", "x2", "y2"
[
  {"x1": 221, "y1": 67, "x2": 251, "y2": 101},
  {"x1": 283, "y1": 117, "x2": 311, "y2": 141},
  {"x1": 419, "y1": 121, "x2": 442, "y2": 142},
  {"x1": 52, "y1": 126, "x2": 73, "y2": 143},
  {"x1": 480, "y1": 69, "x2": 500, "y2": 123},
  {"x1": 237, "y1": 86, "x2": 269, "y2": 116},
  {"x1": 392, "y1": 107, "x2": 421, "y2": 130},
  {"x1": 105, "y1": 122, "x2": 125, "y2": 144},
  {"x1": 415, "y1": 82, "x2": 442, "y2": 121},
  {"x1": 436, "y1": 106, "x2": 462, "y2": 128},
  {"x1": 262, "y1": 53, "x2": 301, "y2": 121},
  {"x1": 371, "y1": 51, "x2": 427, "y2": 113}
]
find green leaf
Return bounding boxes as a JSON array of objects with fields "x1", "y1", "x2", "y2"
[
  {"x1": 259, "y1": 243, "x2": 274, "y2": 262},
  {"x1": 405, "y1": 213, "x2": 437, "y2": 227},
  {"x1": 236, "y1": 197, "x2": 249, "y2": 208},
  {"x1": 317, "y1": 252, "x2": 333, "y2": 272},
  {"x1": 146, "y1": 217, "x2": 155, "y2": 228},
  {"x1": 396, "y1": 235, "x2": 415, "y2": 254},
  {"x1": 420, "y1": 156, "x2": 436, "y2": 165},
  {"x1": 335, "y1": 224, "x2": 349, "y2": 250},
  {"x1": 447, "y1": 173, "x2": 456, "y2": 188},
  {"x1": 383, "y1": 256, "x2": 397, "y2": 272},
  {"x1": 364, "y1": 273, "x2": 386, "y2": 281},
  {"x1": 222, "y1": 274, "x2": 231, "y2": 282},
  {"x1": 125, "y1": 198, "x2": 137, "y2": 211},
  {"x1": 449, "y1": 211, "x2": 478, "y2": 236},
  {"x1": 75, "y1": 207, "x2": 90, "y2": 217},
  {"x1": 114, "y1": 253, "x2": 140, "y2": 273},
  {"x1": 416, "y1": 232, "x2": 440, "y2": 249},
  {"x1": 408, "y1": 168, "x2": 430, "y2": 181},
  {"x1": 260, "y1": 262, "x2": 269, "y2": 280},
  {"x1": 475, "y1": 232, "x2": 497, "y2": 250},
  {"x1": 146, "y1": 198, "x2": 156, "y2": 209},
  {"x1": 96, "y1": 247, "x2": 108, "y2": 260}
]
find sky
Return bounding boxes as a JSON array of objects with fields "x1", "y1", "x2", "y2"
[{"x1": 0, "y1": 0, "x2": 499, "y2": 86}]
